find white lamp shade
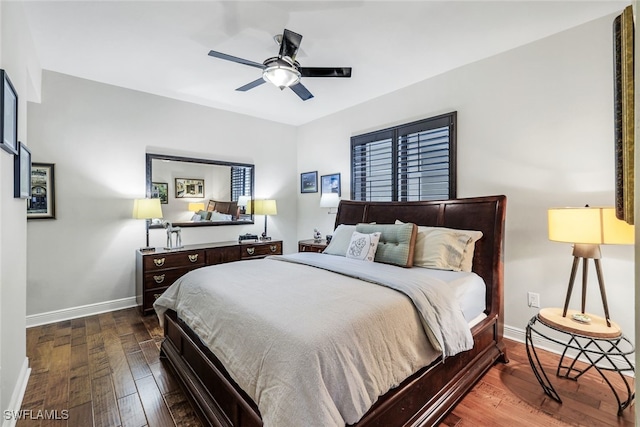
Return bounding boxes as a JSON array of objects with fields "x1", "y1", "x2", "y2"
[
  {"x1": 250, "y1": 199, "x2": 277, "y2": 216},
  {"x1": 237, "y1": 196, "x2": 251, "y2": 207},
  {"x1": 320, "y1": 193, "x2": 340, "y2": 208},
  {"x1": 133, "y1": 198, "x2": 163, "y2": 219},
  {"x1": 548, "y1": 206, "x2": 634, "y2": 245},
  {"x1": 263, "y1": 66, "x2": 300, "y2": 89},
  {"x1": 188, "y1": 202, "x2": 205, "y2": 212}
]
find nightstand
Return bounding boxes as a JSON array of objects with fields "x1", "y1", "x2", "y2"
[
  {"x1": 525, "y1": 307, "x2": 634, "y2": 415},
  {"x1": 298, "y1": 239, "x2": 328, "y2": 253}
]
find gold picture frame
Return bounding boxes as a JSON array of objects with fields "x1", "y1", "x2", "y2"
[{"x1": 613, "y1": 6, "x2": 634, "y2": 225}]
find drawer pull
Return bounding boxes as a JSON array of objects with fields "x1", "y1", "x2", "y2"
[
  {"x1": 153, "y1": 274, "x2": 165, "y2": 284},
  {"x1": 153, "y1": 293, "x2": 163, "y2": 300},
  {"x1": 153, "y1": 258, "x2": 166, "y2": 267},
  {"x1": 270, "y1": 245, "x2": 278, "y2": 253},
  {"x1": 246, "y1": 247, "x2": 255, "y2": 255},
  {"x1": 188, "y1": 254, "x2": 199, "y2": 263}
]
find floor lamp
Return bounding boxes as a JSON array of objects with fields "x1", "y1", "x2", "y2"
[{"x1": 548, "y1": 206, "x2": 634, "y2": 327}]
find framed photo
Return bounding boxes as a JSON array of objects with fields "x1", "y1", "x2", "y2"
[
  {"x1": 0, "y1": 70, "x2": 18, "y2": 155},
  {"x1": 14, "y1": 142, "x2": 31, "y2": 199},
  {"x1": 28, "y1": 163, "x2": 55, "y2": 219},
  {"x1": 151, "y1": 182, "x2": 168, "y2": 204},
  {"x1": 614, "y1": 5, "x2": 634, "y2": 225},
  {"x1": 300, "y1": 171, "x2": 318, "y2": 193},
  {"x1": 175, "y1": 178, "x2": 204, "y2": 198},
  {"x1": 321, "y1": 173, "x2": 341, "y2": 196}
]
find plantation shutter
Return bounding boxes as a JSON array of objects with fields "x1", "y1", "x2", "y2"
[{"x1": 230, "y1": 166, "x2": 252, "y2": 201}]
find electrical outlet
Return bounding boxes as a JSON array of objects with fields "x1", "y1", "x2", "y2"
[{"x1": 527, "y1": 292, "x2": 540, "y2": 308}]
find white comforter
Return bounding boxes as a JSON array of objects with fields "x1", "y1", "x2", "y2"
[{"x1": 154, "y1": 253, "x2": 473, "y2": 427}]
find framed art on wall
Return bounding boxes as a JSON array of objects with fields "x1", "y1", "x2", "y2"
[
  {"x1": 0, "y1": 70, "x2": 18, "y2": 155},
  {"x1": 321, "y1": 173, "x2": 341, "y2": 196},
  {"x1": 14, "y1": 142, "x2": 31, "y2": 198},
  {"x1": 151, "y1": 182, "x2": 169, "y2": 204},
  {"x1": 175, "y1": 178, "x2": 204, "y2": 198},
  {"x1": 614, "y1": 5, "x2": 634, "y2": 225},
  {"x1": 300, "y1": 171, "x2": 318, "y2": 193},
  {"x1": 28, "y1": 163, "x2": 56, "y2": 219}
]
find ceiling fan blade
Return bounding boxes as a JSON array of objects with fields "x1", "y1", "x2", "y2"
[
  {"x1": 279, "y1": 29, "x2": 303, "y2": 60},
  {"x1": 208, "y1": 50, "x2": 265, "y2": 69},
  {"x1": 299, "y1": 67, "x2": 352, "y2": 78},
  {"x1": 290, "y1": 82, "x2": 314, "y2": 101},
  {"x1": 236, "y1": 78, "x2": 266, "y2": 92}
]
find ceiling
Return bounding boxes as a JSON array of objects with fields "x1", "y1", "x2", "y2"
[{"x1": 22, "y1": 1, "x2": 628, "y2": 126}]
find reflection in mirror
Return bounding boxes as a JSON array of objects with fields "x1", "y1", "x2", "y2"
[{"x1": 146, "y1": 153, "x2": 254, "y2": 227}]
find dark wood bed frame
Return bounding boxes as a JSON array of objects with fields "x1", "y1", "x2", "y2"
[{"x1": 160, "y1": 195, "x2": 507, "y2": 426}]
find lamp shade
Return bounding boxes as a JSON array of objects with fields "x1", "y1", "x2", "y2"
[
  {"x1": 548, "y1": 207, "x2": 634, "y2": 245},
  {"x1": 133, "y1": 198, "x2": 163, "y2": 219},
  {"x1": 251, "y1": 199, "x2": 277, "y2": 216},
  {"x1": 188, "y1": 202, "x2": 205, "y2": 212},
  {"x1": 237, "y1": 195, "x2": 251, "y2": 208},
  {"x1": 320, "y1": 193, "x2": 340, "y2": 208}
]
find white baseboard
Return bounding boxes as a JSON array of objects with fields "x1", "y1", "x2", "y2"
[
  {"x1": 2, "y1": 358, "x2": 31, "y2": 427},
  {"x1": 504, "y1": 324, "x2": 635, "y2": 377},
  {"x1": 26, "y1": 297, "x2": 138, "y2": 328}
]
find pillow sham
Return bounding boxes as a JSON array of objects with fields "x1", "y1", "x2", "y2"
[
  {"x1": 355, "y1": 222, "x2": 418, "y2": 267},
  {"x1": 322, "y1": 224, "x2": 357, "y2": 256},
  {"x1": 346, "y1": 231, "x2": 381, "y2": 262},
  {"x1": 396, "y1": 220, "x2": 482, "y2": 272}
]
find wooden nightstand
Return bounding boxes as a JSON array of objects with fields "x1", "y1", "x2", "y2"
[{"x1": 298, "y1": 239, "x2": 328, "y2": 253}]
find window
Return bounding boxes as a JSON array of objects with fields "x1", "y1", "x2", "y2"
[
  {"x1": 351, "y1": 112, "x2": 456, "y2": 201},
  {"x1": 230, "y1": 166, "x2": 252, "y2": 202}
]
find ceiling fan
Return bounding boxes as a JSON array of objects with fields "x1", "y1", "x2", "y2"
[{"x1": 207, "y1": 29, "x2": 352, "y2": 101}]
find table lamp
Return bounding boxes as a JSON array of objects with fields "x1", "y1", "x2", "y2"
[
  {"x1": 250, "y1": 199, "x2": 277, "y2": 240},
  {"x1": 133, "y1": 198, "x2": 163, "y2": 252},
  {"x1": 320, "y1": 193, "x2": 340, "y2": 214},
  {"x1": 548, "y1": 206, "x2": 634, "y2": 327},
  {"x1": 237, "y1": 195, "x2": 251, "y2": 215},
  {"x1": 188, "y1": 202, "x2": 205, "y2": 212}
]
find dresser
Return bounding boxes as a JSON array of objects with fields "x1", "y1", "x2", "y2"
[
  {"x1": 298, "y1": 239, "x2": 328, "y2": 253},
  {"x1": 136, "y1": 240, "x2": 283, "y2": 315}
]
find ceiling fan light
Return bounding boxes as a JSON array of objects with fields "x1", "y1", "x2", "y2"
[{"x1": 262, "y1": 65, "x2": 300, "y2": 89}]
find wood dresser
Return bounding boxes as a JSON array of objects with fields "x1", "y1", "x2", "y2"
[{"x1": 136, "y1": 240, "x2": 283, "y2": 315}]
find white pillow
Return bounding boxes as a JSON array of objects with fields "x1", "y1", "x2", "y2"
[
  {"x1": 323, "y1": 224, "x2": 357, "y2": 256},
  {"x1": 396, "y1": 220, "x2": 482, "y2": 272},
  {"x1": 346, "y1": 231, "x2": 381, "y2": 262}
]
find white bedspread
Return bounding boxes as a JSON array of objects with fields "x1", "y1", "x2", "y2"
[{"x1": 154, "y1": 253, "x2": 474, "y2": 427}]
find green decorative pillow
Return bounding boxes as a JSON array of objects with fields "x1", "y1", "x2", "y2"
[
  {"x1": 355, "y1": 222, "x2": 417, "y2": 267},
  {"x1": 197, "y1": 210, "x2": 212, "y2": 221}
]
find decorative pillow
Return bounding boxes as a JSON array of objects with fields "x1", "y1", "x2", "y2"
[
  {"x1": 197, "y1": 210, "x2": 211, "y2": 221},
  {"x1": 323, "y1": 224, "x2": 357, "y2": 256},
  {"x1": 346, "y1": 231, "x2": 381, "y2": 262},
  {"x1": 355, "y1": 222, "x2": 417, "y2": 267},
  {"x1": 396, "y1": 220, "x2": 482, "y2": 272}
]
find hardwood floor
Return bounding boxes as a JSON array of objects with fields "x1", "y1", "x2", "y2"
[{"x1": 17, "y1": 308, "x2": 634, "y2": 426}]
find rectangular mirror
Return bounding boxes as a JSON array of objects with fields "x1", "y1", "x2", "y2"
[{"x1": 146, "y1": 153, "x2": 254, "y2": 227}]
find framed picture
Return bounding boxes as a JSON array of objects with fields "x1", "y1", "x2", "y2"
[
  {"x1": 614, "y1": 6, "x2": 634, "y2": 225},
  {"x1": 151, "y1": 182, "x2": 168, "y2": 204},
  {"x1": 175, "y1": 178, "x2": 204, "y2": 198},
  {"x1": 0, "y1": 70, "x2": 18, "y2": 155},
  {"x1": 14, "y1": 142, "x2": 31, "y2": 198},
  {"x1": 321, "y1": 173, "x2": 341, "y2": 196},
  {"x1": 28, "y1": 163, "x2": 55, "y2": 219},
  {"x1": 300, "y1": 171, "x2": 318, "y2": 193}
]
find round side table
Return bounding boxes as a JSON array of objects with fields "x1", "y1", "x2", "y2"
[{"x1": 525, "y1": 307, "x2": 634, "y2": 415}]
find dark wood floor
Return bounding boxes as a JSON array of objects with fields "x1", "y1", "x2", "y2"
[{"x1": 17, "y1": 307, "x2": 634, "y2": 426}]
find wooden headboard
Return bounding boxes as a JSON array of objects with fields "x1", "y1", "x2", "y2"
[{"x1": 335, "y1": 195, "x2": 506, "y2": 321}]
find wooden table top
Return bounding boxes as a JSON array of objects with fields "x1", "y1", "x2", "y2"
[{"x1": 538, "y1": 307, "x2": 622, "y2": 339}]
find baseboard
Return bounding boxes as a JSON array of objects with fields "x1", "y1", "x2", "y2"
[
  {"x1": 504, "y1": 324, "x2": 635, "y2": 377},
  {"x1": 2, "y1": 358, "x2": 31, "y2": 427},
  {"x1": 26, "y1": 297, "x2": 138, "y2": 328}
]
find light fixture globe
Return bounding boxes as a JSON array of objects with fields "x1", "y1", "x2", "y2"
[{"x1": 262, "y1": 57, "x2": 301, "y2": 89}]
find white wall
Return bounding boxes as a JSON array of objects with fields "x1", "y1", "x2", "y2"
[
  {"x1": 0, "y1": 1, "x2": 40, "y2": 418},
  {"x1": 26, "y1": 71, "x2": 297, "y2": 316},
  {"x1": 297, "y1": 14, "x2": 635, "y2": 339}
]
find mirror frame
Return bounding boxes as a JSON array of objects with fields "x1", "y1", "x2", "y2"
[{"x1": 146, "y1": 153, "x2": 255, "y2": 227}]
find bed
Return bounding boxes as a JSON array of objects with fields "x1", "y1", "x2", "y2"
[{"x1": 157, "y1": 195, "x2": 507, "y2": 426}]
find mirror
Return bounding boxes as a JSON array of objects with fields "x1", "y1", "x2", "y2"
[{"x1": 146, "y1": 153, "x2": 254, "y2": 227}]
